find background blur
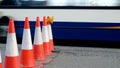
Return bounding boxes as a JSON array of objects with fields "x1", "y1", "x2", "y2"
[{"x1": 0, "y1": 0, "x2": 120, "y2": 6}]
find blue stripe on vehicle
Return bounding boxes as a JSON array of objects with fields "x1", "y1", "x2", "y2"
[{"x1": 14, "y1": 21, "x2": 120, "y2": 42}]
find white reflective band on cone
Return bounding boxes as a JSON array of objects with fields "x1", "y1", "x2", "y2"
[
  {"x1": 48, "y1": 24, "x2": 53, "y2": 40},
  {"x1": 5, "y1": 33, "x2": 19, "y2": 56},
  {"x1": 22, "y1": 29, "x2": 33, "y2": 49},
  {"x1": 0, "y1": 51, "x2": 2, "y2": 62},
  {"x1": 42, "y1": 26, "x2": 49, "y2": 42},
  {"x1": 34, "y1": 27, "x2": 43, "y2": 45}
]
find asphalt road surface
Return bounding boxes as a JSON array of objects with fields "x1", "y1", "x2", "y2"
[{"x1": 0, "y1": 43, "x2": 120, "y2": 68}]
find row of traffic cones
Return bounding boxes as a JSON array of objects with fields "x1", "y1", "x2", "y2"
[{"x1": 0, "y1": 16, "x2": 55, "y2": 68}]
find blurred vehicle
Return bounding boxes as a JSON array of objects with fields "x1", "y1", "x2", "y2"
[
  {"x1": 0, "y1": 8, "x2": 120, "y2": 43},
  {"x1": 20, "y1": 0, "x2": 47, "y2": 6},
  {"x1": 0, "y1": 0, "x2": 120, "y2": 46}
]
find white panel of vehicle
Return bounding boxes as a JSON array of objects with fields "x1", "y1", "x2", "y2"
[{"x1": 0, "y1": 9, "x2": 120, "y2": 23}]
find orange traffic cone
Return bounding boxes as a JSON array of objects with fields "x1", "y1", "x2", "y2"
[
  {"x1": 20, "y1": 17, "x2": 36, "y2": 68},
  {"x1": 33, "y1": 17, "x2": 46, "y2": 61},
  {"x1": 47, "y1": 16, "x2": 55, "y2": 51},
  {"x1": 0, "y1": 51, "x2": 2, "y2": 68},
  {"x1": 42, "y1": 16, "x2": 52, "y2": 56},
  {"x1": 4, "y1": 18, "x2": 20, "y2": 68}
]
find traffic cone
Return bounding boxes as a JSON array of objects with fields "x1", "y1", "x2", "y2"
[
  {"x1": 20, "y1": 17, "x2": 36, "y2": 68},
  {"x1": 4, "y1": 18, "x2": 20, "y2": 68},
  {"x1": 0, "y1": 51, "x2": 2, "y2": 68},
  {"x1": 42, "y1": 16, "x2": 52, "y2": 56},
  {"x1": 33, "y1": 17, "x2": 46, "y2": 61},
  {"x1": 47, "y1": 16, "x2": 55, "y2": 51}
]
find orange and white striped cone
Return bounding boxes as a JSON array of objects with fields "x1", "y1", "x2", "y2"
[
  {"x1": 20, "y1": 17, "x2": 36, "y2": 68},
  {"x1": 33, "y1": 17, "x2": 46, "y2": 61},
  {"x1": 47, "y1": 16, "x2": 55, "y2": 51},
  {"x1": 42, "y1": 16, "x2": 52, "y2": 56},
  {"x1": 0, "y1": 51, "x2": 2, "y2": 68},
  {"x1": 4, "y1": 18, "x2": 20, "y2": 68}
]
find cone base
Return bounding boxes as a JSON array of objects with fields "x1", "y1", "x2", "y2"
[
  {"x1": 43, "y1": 42, "x2": 52, "y2": 56},
  {"x1": 50, "y1": 39, "x2": 54, "y2": 51},
  {"x1": 34, "y1": 45, "x2": 46, "y2": 61},
  {"x1": 21, "y1": 50, "x2": 36, "y2": 67},
  {"x1": 5, "y1": 56, "x2": 20, "y2": 68},
  {"x1": 0, "y1": 63, "x2": 2, "y2": 68}
]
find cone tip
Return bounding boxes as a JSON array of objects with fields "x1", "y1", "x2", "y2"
[
  {"x1": 10, "y1": 18, "x2": 13, "y2": 21},
  {"x1": 25, "y1": 17, "x2": 28, "y2": 20},
  {"x1": 43, "y1": 16, "x2": 47, "y2": 26},
  {"x1": 36, "y1": 16, "x2": 40, "y2": 27},
  {"x1": 47, "y1": 16, "x2": 50, "y2": 25},
  {"x1": 24, "y1": 17, "x2": 30, "y2": 29},
  {"x1": 8, "y1": 18, "x2": 15, "y2": 33},
  {"x1": 37, "y1": 16, "x2": 39, "y2": 19}
]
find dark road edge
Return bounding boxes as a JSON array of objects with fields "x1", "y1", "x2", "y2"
[{"x1": 0, "y1": 37, "x2": 120, "y2": 49}]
